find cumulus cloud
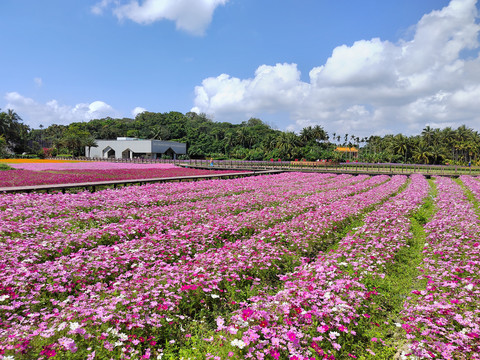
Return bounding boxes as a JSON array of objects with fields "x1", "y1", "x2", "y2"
[
  {"x1": 4, "y1": 92, "x2": 119, "y2": 128},
  {"x1": 192, "y1": 63, "x2": 308, "y2": 116},
  {"x1": 132, "y1": 106, "x2": 147, "y2": 116},
  {"x1": 92, "y1": 0, "x2": 229, "y2": 35},
  {"x1": 192, "y1": 0, "x2": 480, "y2": 136}
]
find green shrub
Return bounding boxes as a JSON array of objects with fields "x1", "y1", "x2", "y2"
[{"x1": 0, "y1": 163, "x2": 13, "y2": 171}]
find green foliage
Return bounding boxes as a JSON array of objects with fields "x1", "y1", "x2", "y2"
[
  {"x1": 0, "y1": 163, "x2": 13, "y2": 171},
  {"x1": 0, "y1": 135, "x2": 7, "y2": 157},
  {"x1": 360, "y1": 125, "x2": 480, "y2": 165},
  {"x1": 0, "y1": 109, "x2": 30, "y2": 153},
  {"x1": 4, "y1": 105, "x2": 480, "y2": 163}
]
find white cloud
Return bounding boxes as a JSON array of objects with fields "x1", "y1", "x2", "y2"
[
  {"x1": 192, "y1": 63, "x2": 309, "y2": 115},
  {"x1": 309, "y1": 38, "x2": 399, "y2": 87},
  {"x1": 93, "y1": 0, "x2": 229, "y2": 35},
  {"x1": 132, "y1": 106, "x2": 147, "y2": 116},
  {"x1": 4, "y1": 92, "x2": 119, "y2": 128},
  {"x1": 91, "y1": 0, "x2": 115, "y2": 15},
  {"x1": 34, "y1": 77, "x2": 43, "y2": 87},
  {"x1": 192, "y1": 0, "x2": 480, "y2": 136}
]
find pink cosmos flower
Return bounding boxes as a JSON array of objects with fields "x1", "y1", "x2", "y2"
[
  {"x1": 286, "y1": 331, "x2": 296, "y2": 342},
  {"x1": 241, "y1": 308, "x2": 253, "y2": 320},
  {"x1": 270, "y1": 349, "x2": 280, "y2": 360},
  {"x1": 318, "y1": 325, "x2": 329, "y2": 333}
]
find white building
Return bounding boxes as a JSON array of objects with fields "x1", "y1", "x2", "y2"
[{"x1": 87, "y1": 138, "x2": 187, "y2": 159}]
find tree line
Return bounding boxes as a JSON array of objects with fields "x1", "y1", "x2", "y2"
[{"x1": 1, "y1": 108, "x2": 479, "y2": 165}]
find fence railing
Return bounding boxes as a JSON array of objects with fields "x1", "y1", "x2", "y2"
[
  {"x1": 51, "y1": 157, "x2": 480, "y2": 176},
  {"x1": 182, "y1": 160, "x2": 479, "y2": 176}
]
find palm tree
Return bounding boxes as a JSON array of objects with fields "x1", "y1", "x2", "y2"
[
  {"x1": 430, "y1": 142, "x2": 446, "y2": 164},
  {"x1": 421, "y1": 126, "x2": 434, "y2": 145},
  {"x1": 6, "y1": 109, "x2": 21, "y2": 125},
  {"x1": 455, "y1": 125, "x2": 473, "y2": 163},
  {"x1": 300, "y1": 126, "x2": 314, "y2": 145},
  {"x1": 244, "y1": 131, "x2": 256, "y2": 149},
  {"x1": 275, "y1": 131, "x2": 302, "y2": 159},
  {"x1": 300, "y1": 125, "x2": 327, "y2": 145},
  {"x1": 312, "y1": 125, "x2": 328, "y2": 143},
  {"x1": 223, "y1": 132, "x2": 236, "y2": 152},
  {"x1": 413, "y1": 141, "x2": 432, "y2": 164},
  {"x1": 440, "y1": 127, "x2": 455, "y2": 162},
  {"x1": 0, "y1": 112, "x2": 9, "y2": 139},
  {"x1": 471, "y1": 131, "x2": 480, "y2": 163},
  {"x1": 236, "y1": 127, "x2": 249, "y2": 148},
  {"x1": 391, "y1": 134, "x2": 409, "y2": 163}
]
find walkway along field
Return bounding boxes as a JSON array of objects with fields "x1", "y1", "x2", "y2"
[
  {"x1": 180, "y1": 159, "x2": 480, "y2": 177},
  {"x1": 49, "y1": 157, "x2": 480, "y2": 177},
  {"x1": 0, "y1": 160, "x2": 263, "y2": 193}
]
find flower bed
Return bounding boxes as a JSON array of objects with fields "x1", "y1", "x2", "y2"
[
  {"x1": 400, "y1": 176, "x2": 480, "y2": 359},
  {"x1": 3, "y1": 173, "x2": 478, "y2": 359},
  {"x1": 219, "y1": 174, "x2": 429, "y2": 359},
  {"x1": 0, "y1": 161, "x2": 245, "y2": 187},
  {"x1": 6, "y1": 161, "x2": 177, "y2": 171},
  {"x1": 0, "y1": 173, "x2": 402, "y2": 359}
]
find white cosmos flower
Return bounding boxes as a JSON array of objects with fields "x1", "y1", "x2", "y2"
[
  {"x1": 69, "y1": 322, "x2": 81, "y2": 331},
  {"x1": 230, "y1": 338, "x2": 246, "y2": 349}
]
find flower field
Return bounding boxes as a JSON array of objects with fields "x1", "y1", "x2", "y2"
[
  {"x1": 0, "y1": 172, "x2": 479, "y2": 359},
  {"x1": 0, "y1": 160, "x2": 242, "y2": 187}
]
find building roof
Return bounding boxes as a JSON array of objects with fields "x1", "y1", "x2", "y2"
[
  {"x1": 89, "y1": 138, "x2": 187, "y2": 155},
  {"x1": 335, "y1": 147, "x2": 358, "y2": 152}
]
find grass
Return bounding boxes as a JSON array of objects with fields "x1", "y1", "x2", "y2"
[
  {"x1": 457, "y1": 177, "x2": 480, "y2": 217},
  {"x1": 0, "y1": 163, "x2": 13, "y2": 171},
  {"x1": 357, "y1": 179, "x2": 437, "y2": 358}
]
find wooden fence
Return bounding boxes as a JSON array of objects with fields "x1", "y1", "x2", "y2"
[{"x1": 51, "y1": 157, "x2": 480, "y2": 177}]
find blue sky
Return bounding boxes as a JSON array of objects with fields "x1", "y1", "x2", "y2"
[{"x1": 2, "y1": 0, "x2": 480, "y2": 137}]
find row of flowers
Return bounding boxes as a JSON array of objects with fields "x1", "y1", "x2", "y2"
[
  {"x1": 399, "y1": 176, "x2": 480, "y2": 359},
  {"x1": 0, "y1": 173, "x2": 359, "y2": 269},
  {"x1": 0, "y1": 166, "x2": 246, "y2": 188},
  {"x1": 6, "y1": 162, "x2": 177, "y2": 171},
  {"x1": 0, "y1": 159, "x2": 83, "y2": 164},
  {"x1": 1, "y1": 173, "x2": 397, "y2": 359},
  {"x1": 216, "y1": 174, "x2": 429, "y2": 359}
]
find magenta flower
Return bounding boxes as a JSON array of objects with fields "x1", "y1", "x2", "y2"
[
  {"x1": 241, "y1": 308, "x2": 253, "y2": 320},
  {"x1": 270, "y1": 348, "x2": 280, "y2": 359},
  {"x1": 287, "y1": 331, "x2": 296, "y2": 342}
]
